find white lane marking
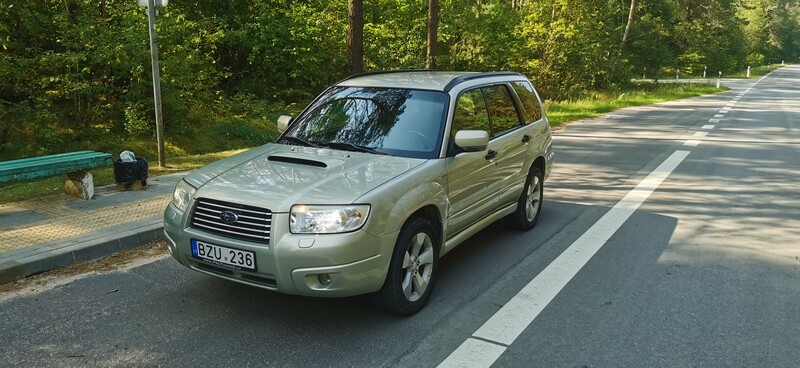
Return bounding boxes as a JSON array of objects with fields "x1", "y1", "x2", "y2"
[
  {"x1": 709, "y1": 118, "x2": 721, "y2": 123},
  {"x1": 684, "y1": 140, "x2": 700, "y2": 146},
  {"x1": 718, "y1": 110, "x2": 728, "y2": 114},
  {"x1": 437, "y1": 151, "x2": 691, "y2": 368},
  {"x1": 721, "y1": 107, "x2": 731, "y2": 111},
  {"x1": 713, "y1": 114, "x2": 724, "y2": 118},
  {"x1": 725, "y1": 102, "x2": 735, "y2": 107},
  {"x1": 694, "y1": 131, "x2": 708, "y2": 137},
  {"x1": 438, "y1": 339, "x2": 506, "y2": 368},
  {"x1": 702, "y1": 125, "x2": 715, "y2": 129}
]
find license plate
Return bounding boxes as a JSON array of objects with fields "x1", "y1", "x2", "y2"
[{"x1": 191, "y1": 239, "x2": 256, "y2": 271}]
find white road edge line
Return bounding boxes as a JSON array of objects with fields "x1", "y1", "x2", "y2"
[
  {"x1": 437, "y1": 150, "x2": 691, "y2": 368},
  {"x1": 437, "y1": 339, "x2": 507, "y2": 368}
]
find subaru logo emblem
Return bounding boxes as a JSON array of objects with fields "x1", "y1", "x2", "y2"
[{"x1": 219, "y1": 210, "x2": 239, "y2": 224}]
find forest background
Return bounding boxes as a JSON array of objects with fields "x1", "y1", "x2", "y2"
[{"x1": 1, "y1": 0, "x2": 799, "y2": 163}]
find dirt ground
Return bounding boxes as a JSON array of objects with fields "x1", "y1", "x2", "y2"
[{"x1": 0, "y1": 240, "x2": 169, "y2": 296}]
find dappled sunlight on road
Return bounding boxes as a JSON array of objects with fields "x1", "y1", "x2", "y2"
[{"x1": 549, "y1": 74, "x2": 800, "y2": 272}]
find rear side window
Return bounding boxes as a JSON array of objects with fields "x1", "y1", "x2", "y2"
[
  {"x1": 482, "y1": 84, "x2": 522, "y2": 136},
  {"x1": 512, "y1": 81, "x2": 543, "y2": 123}
]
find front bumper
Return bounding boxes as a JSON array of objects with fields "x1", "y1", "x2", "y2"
[{"x1": 164, "y1": 203, "x2": 397, "y2": 297}]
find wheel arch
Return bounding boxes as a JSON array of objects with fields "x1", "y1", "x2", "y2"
[
  {"x1": 532, "y1": 155, "x2": 546, "y2": 178},
  {"x1": 405, "y1": 205, "x2": 443, "y2": 250}
]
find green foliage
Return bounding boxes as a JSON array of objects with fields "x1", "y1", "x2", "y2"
[
  {"x1": 1, "y1": 0, "x2": 798, "y2": 164},
  {"x1": 364, "y1": 0, "x2": 427, "y2": 69},
  {"x1": 740, "y1": 0, "x2": 800, "y2": 64},
  {"x1": 124, "y1": 103, "x2": 152, "y2": 136}
]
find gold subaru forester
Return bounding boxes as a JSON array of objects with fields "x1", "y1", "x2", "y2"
[{"x1": 164, "y1": 71, "x2": 554, "y2": 314}]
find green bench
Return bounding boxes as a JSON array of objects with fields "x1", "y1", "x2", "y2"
[{"x1": 0, "y1": 150, "x2": 113, "y2": 199}]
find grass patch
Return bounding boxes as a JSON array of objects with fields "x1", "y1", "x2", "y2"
[
  {"x1": 725, "y1": 64, "x2": 782, "y2": 78},
  {"x1": 546, "y1": 82, "x2": 727, "y2": 127},
  {"x1": 0, "y1": 149, "x2": 247, "y2": 204}
]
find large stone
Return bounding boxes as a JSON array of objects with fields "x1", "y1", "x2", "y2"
[{"x1": 63, "y1": 170, "x2": 95, "y2": 200}]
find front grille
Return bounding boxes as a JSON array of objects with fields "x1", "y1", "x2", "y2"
[{"x1": 191, "y1": 198, "x2": 271, "y2": 244}]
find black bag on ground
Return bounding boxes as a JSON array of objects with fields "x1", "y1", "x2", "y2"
[{"x1": 113, "y1": 157, "x2": 148, "y2": 188}]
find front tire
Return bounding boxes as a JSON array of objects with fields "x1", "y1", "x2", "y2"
[
  {"x1": 373, "y1": 217, "x2": 439, "y2": 315},
  {"x1": 507, "y1": 166, "x2": 544, "y2": 231}
]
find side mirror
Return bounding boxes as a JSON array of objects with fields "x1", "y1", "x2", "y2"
[
  {"x1": 454, "y1": 130, "x2": 489, "y2": 152},
  {"x1": 277, "y1": 115, "x2": 292, "y2": 133}
]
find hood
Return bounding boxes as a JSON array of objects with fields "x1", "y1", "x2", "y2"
[{"x1": 185, "y1": 144, "x2": 426, "y2": 212}]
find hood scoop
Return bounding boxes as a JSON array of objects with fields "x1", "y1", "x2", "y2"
[{"x1": 268, "y1": 155, "x2": 327, "y2": 168}]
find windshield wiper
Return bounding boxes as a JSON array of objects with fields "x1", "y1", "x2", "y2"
[
  {"x1": 324, "y1": 142, "x2": 390, "y2": 155},
  {"x1": 279, "y1": 136, "x2": 321, "y2": 148}
]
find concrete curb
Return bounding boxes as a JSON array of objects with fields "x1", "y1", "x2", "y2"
[{"x1": 0, "y1": 218, "x2": 164, "y2": 285}]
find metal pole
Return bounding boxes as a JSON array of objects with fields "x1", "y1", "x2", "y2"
[{"x1": 147, "y1": 0, "x2": 166, "y2": 167}]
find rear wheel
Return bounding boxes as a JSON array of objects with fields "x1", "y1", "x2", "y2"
[
  {"x1": 507, "y1": 166, "x2": 543, "y2": 231},
  {"x1": 373, "y1": 218, "x2": 439, "y2": 315}
]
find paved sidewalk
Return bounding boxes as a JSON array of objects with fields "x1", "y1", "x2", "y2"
[{"x1": 0, "y1": 172, "x2": 185, "y2": 284}]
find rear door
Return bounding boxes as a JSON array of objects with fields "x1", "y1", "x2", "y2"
[{"x1": 481, "y1": 84, "x2": 529, "y2": 206}]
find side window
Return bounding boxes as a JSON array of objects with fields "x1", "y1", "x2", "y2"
[
  {"x1": 511, "y1": 81, "x2": 543, "y2": 123},
  {"x1": 482, "y1": 85, "x2": 522, "y2": 136},
  {"x1": 452, "y1": 89, "x2": 489, "y2": 135}
]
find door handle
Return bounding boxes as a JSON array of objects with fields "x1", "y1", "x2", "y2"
[
  {"x1": 485, "y1": 150, "x2": 497, "y2": 160},
  {"x1": 522, "y1": 134, "x2": 531, "y2": 143}
]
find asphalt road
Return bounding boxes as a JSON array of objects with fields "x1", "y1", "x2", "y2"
[{"x1": 2, "y1": 67, "x2": 799, "y2": 368}]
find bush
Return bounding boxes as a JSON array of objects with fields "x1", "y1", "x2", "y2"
[
  {"x1": 124, "y1": 103, "x2": 153, "y2": 137},
  {"x1": 211, "y1": 120, "x2": 274, "y2": 148}
]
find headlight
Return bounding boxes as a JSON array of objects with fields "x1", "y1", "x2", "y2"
[
  {"x1": 172, "y1": 180, "x2": 197, "y2": 212},
  {"x1": 290, "y1": 205, "x2": 370, "y2": 234}
]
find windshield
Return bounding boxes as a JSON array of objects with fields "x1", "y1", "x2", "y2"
[{"x1": 281, "y1": 87, "x2": 449, "y2": 159}]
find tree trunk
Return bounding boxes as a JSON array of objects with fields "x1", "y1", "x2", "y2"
[
  {"x1": 617, "y1": 0, "x2": 636, "y2": 58},
  {"x1": 347, "y1": 0, "x2": 364, "y2": 75},
  {"x1": 426, "y1": 0, "x2": 439, "y2": 69}
]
